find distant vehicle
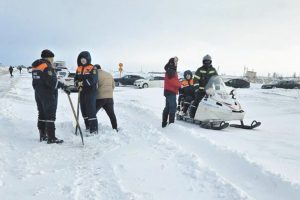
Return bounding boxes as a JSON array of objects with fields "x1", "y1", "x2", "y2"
[
  {"x1": 57, "y1": 70, "x2": 78, "y2": 92},
  {"x1": 134, "y1": 76, "x2": 164, "y2": 88},
  {"x1": 54, "y1": 61, "x2": 67, "y2": 72},
  {"x1": 114, "y1": 75, "x2": 144, "y2": 86},
  {"x1": 261, "y1": 80, "x2": 300, "y2": 89},
  {"x1": 57, "y1": 70, "x2": 69, "y2": 80},
  {"x1": 225, "y1": 79, "x2": 250, "y2": 88}
]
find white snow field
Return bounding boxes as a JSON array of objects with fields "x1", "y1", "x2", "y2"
[{"x1": 0, "y1": 71, "x2": 300, "y2": 200}]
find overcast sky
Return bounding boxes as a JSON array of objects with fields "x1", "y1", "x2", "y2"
[{"x1": 0, "y1": 0, "x2": 299, "y2": 76}]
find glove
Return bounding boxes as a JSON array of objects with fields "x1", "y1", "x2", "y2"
[
  {"x1": 63, "y1": 85, "x2": 71, "y2": 95},
  {"x1": 57, "y1": 81, "x2": 65, "y2": 89},
  {"x1": 75, "y1": 81, "x2": 83, "y2": 89}
]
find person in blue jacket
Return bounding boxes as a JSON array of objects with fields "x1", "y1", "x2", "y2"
[
  {"x1": 74, "y1": 51, "x2": 98, "y2": 135},
  {"x1": 32, "y1": 49, "x2": 69, "y2": 144}
]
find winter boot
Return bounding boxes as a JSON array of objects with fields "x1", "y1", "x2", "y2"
[
  {"x1": 46, "y1": 129, "x2": 64, "y2": 144},
  {"x1": 114, "y1": 128, "x2": 119, "y2": 132},
  {"x1": 169, "y1": 113, "x2": 175, "y2": 124},
  {"x1": 189, "y1": 102, "x2": 197, "y2": 118},
  {"x1": 162, "y1": 111, "x2": 168, "y2": 128},
  {"x1": 84, "y1": 118, "x2": 90, "y2": 132},
  {"x1": 47, "y1": 137, "x2": 64, "y2": 144},
  {"x1": 39, "y1": 129, "x2": 47, "y2": 142}
]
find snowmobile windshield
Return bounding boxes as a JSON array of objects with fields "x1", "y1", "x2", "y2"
[{"x1": 205, "y1": 76, "x2": 230, "y2": 99}]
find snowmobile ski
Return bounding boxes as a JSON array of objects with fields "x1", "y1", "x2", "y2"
[{"x1": 230, "y1": 120, "x2": 261, "y2": 130}]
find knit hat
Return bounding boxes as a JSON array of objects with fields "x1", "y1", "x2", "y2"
[{"x1": 41, "y1": 49, "x2": 54, "y2": 58}]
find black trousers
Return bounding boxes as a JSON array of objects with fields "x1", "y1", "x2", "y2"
[
  {"x1": 190, "y1": 91, "x2": 205, "y2": 118},
  {"x1": 182, "y1": 96, "x2": 194, "y2": 113},
  {"x1": 80, "y1": 90, "x2": 98, "y2": 133},
  {"x1": 96, "y1": 98, "x2": 118, "y2": 129},
  {"x1": 35, "y1": 90, "x2": 58, "y2": 137}
]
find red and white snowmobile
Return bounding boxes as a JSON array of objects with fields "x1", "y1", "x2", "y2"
[{"x1": 176, "y1": 76, "x2": 261, "y2": 130}]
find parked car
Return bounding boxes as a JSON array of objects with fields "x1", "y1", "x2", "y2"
[
  {"x1": 134, "y1": 76, "x2": 164, "y2": 88},
  {"x1": 57, "y1": 70, "x2": 69, "y2": 81},
  {"x1": 261, "y1": 80, "x2": 300, "y2": 89},
  {"x1": 225, "y1": 79, "x2": 250, "y2": 88},
  {"x1": 57, "y1": 70, "x2": 78, "y2": 92},
  {"x1": 114, "y1": 75, "x2": 144, "y2": 86}
]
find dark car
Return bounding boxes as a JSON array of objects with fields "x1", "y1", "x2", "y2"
[
  {"x1": 225, "y1": 79, "x2": 250, "y2": 88},
  {"x1": 114, "y1": 75, "x2": 144, "y2": 86},
  {"x1": 262, "y1": 80, "x2": 300, "y2": 89}
]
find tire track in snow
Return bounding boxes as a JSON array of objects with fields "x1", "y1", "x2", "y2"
[
  {"x1": 115, "y1": 101, "x2": 250, "y2": 200},
  {"x1": 72, "y1": 156, "x2": 133, "y2": 200},
  {"x1": 167, "y1": 124, "x2": 300, "y2": 200},
  {"x1": 116, "y1": 100, "x2": 300, "y2": 200}
]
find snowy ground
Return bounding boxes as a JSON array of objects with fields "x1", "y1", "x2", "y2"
[{"x1": 0, "y1": 71, "x2": 300, "y2": 200}]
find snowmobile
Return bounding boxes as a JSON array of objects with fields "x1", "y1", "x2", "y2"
[{"x1": 176, "y1": 76, "x2": 261, "y2": 130}]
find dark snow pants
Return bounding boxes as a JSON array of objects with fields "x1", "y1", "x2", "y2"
[
  {"x1": 190, "y1": 91, "x2": 205, "y2": 118},
  {"x1": 80, "y1": 90, "x2": 98, "y2": 133},
  {"x1": 182, "y1": 96, "x2": 194, "y2": 113},
  {"x1": 96, "y1": 98, "x2": 118, "y2": 129},
  {"x1": 35, "y1": 90, "x2": 58, "y2": 133}
]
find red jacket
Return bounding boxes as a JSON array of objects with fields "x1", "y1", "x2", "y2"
[{"x1": 164, "y1": 73, "x2": 181, "y2": 95}]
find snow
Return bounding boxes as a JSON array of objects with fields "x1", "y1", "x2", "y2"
[{"x1": 0, "y1": 72, "x2": 300, "y2": 200}]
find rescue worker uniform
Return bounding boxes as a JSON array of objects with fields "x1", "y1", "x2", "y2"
[
  {"x1": 178, "y1": 70, "x2": 194, "y2": 114},
  {"x1": 32, "y1": 49, "x2": 65, "y2": 144},
  {"x1": 190, "y1": 55, "x2": 218, "y2": 118},
  {"x1": 74, "y1": 51, "x2": 98, "y2": 134}
]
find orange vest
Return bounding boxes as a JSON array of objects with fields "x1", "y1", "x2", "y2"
[
  {"x1": 32, "y1": 63, "x2": 48, "y2": 72},
  {"x1": 76, "y1": 64, "x2": 94, "y2": 75},
  {"x1": 181, "y1": 79, "x2": 193, "y2": 88}
]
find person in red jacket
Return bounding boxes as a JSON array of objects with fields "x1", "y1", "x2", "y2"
[{"x1": 162, "y1": 57, "x2": 181, "y2": 128}]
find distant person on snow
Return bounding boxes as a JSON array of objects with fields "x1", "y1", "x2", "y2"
[
  {"x1": 32, "y1": 49, "x2": 69, "y2": 144},
  {"x1": 177, "y1": 70, "x2": 195, "y2": 115},
  {"x1": 162, "y1": 57, "x2": 181, "y2": 128},
  {"x1": 189, "y1": 54, "x2": 218, "y2": 118},
  {"x1": 74, "y1": 51, "x2": 98, "y2": 135},
  {"x1": 9, "y1": 66, "x2": 13, "y2": 77},
  {"x1": 18, "y1": 66, "x2": 22, "y2": 74},
  {"x1": 95, "y1": 64, "x2": 119, "y2": 132}
]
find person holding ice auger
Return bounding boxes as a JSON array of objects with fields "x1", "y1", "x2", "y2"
[{"x1": 74, "y1": 51, "x2": 99, "y2": 135}]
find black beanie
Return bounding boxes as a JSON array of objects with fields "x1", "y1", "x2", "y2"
[{"x1": 41, "y1": 49, "x2": 55, "y2": 58}]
